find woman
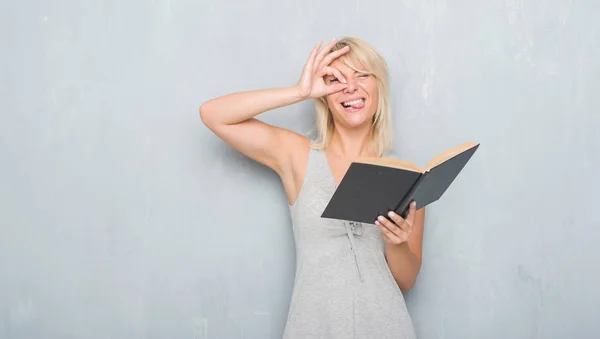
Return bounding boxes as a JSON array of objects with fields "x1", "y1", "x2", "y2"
[{"x1": 200, "y1": 37, "x2": 425, "y2": 339}]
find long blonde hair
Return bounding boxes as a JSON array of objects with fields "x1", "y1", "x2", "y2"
[{"x1": 310, "y1": 37, "x2": 393, "y2": 156}]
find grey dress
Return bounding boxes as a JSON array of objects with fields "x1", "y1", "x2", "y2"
[{"x1": 284, "y1": 147, "x2": 417, "y2": 339}]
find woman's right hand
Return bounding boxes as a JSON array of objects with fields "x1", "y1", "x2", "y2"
[{"x1": 295, "y1": 39, "x2": 350, "y2": 100}]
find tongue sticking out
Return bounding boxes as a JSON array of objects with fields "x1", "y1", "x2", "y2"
[
  {"x1": 343, "y1": 99, "x2": 365, "y2": 110},
  {"x1": 350, "y1": 101, "x2": 365, "y2": 109}
]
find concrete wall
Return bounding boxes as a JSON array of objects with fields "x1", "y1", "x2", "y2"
[{"x1": 1, "y1": 0, "x2": 598, "y2": 338}]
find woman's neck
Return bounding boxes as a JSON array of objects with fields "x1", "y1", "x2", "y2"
[{"x1": 327, "y1": 127, "x2": 374, "y2": 158}]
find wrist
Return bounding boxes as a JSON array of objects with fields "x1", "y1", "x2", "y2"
[{"x1": 290, "y1": 84, "x2": 310, "y2": 102}]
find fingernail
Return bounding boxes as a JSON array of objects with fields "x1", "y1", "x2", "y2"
[
  {"x1": 375, "y1": 220, "x2": 380, "y2": 226},
  {"x1": 377, "y1": 215, "x2": 385, "y2": 222},
  {"x1": 388, "y1": 211, "x2": 395, "y2": 217},
  {"x1": 342, "y1": 78, "x2": 347, "y2": 83}
]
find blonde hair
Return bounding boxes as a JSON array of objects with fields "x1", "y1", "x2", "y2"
[{"x1": 310, "y1": 37, "x2": 393, "y2": 156}]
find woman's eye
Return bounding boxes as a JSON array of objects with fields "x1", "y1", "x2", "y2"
[
  {"x1": 358, "y1": 74, "x2": 369, "y2": 78},
  {"x1": 330, "y1": 78, "x2": 339, "y2": 82}
]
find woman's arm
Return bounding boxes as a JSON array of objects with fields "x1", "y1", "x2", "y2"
[
  {"x1": 376, "y1": 203, "x2": 426, "y2": 292},
  {"x1": 200, "y1": 86, "x2": 308, "y2": 176},
  {"x1": 199, "y1": 39, "x2": 349, "y2": 177}
]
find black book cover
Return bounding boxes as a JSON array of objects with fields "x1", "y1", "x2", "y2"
[
  {"x1": 394, "y1": 143, "x2": 480, "y2": 218},
  {"x1": 321, "y1": 143, "x2": 479, "y2": 224}
]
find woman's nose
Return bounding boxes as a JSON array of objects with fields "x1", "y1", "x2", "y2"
[{"x1": 344, "y1": 78, "x2": 357, "y2": 93}]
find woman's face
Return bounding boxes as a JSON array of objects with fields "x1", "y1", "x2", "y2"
[{"x1": 324, "y1": 59, "x2": 379, "y2": 130}]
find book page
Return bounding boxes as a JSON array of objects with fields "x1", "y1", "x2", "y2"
[
  {"x1": 355, "y1": 156, "x2": 424, "y2": 172},
  {"x1": 426, "y1": 141, "x2": 479, "y2": 171}
]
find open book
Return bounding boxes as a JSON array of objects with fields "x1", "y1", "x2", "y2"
[{"x1": 321, "y1": 141, "x2": 480, "y2": 224}]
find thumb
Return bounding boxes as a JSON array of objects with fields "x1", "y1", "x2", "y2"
[{"x1": 407, "y1": 201, "x2": 417, "y2": 222}]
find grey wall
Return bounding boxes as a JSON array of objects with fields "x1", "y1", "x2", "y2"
[{"x1": 1, "y1": 0, "x2": 599, "y2": 338}]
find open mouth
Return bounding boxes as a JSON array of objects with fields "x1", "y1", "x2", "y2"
[{"x1": 341, "y1": 98, "x2": 366, "y2": 109}]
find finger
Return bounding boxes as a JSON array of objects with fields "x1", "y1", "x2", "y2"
[
  {"x1": 386, "y1": 210, "x2": 404, "y2": 226},
  {"x1": 325, "y1": 83, "x2": 348, "y2": 95},
  {"x1": 399, "y1": 219, "x2": 412, "y2": 234},
  {"x1": 405, "y1": 201, "x2": 417, "y2": 225},
  {"x1": 321, "y1": 66, "x2": 348, "y2": 93},
  {"x1": 304, "y1": 40, "x2": 322, "y2": 73},
  {"x1": 331, "y1": 67, "x2": 347, "y2": 84},
  {"x1": 387, "y1": 211, "x2": 411, "y2": 233},
  {"x1": 376, "y1": 215, "x2": 403, "y2": 238},
  {"x1": 315, "y1": 39, "x2": 337, "y2": 64},
  {"x1": 319, "y1": 45, "x2": 350, "y2": 70},
  {"x1": 313, "y1": 39, "x2": 338, "y2": 72},
  {"x1": 322, "y1": 66, "x2": 347, "y2": 84},
  {"x1": 376, "y1": 222, "x2": 400, "y2": 243}
]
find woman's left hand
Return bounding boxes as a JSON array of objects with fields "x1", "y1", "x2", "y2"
[{"x1": 375, "y1": 201, "x2": 417, "y2": 245}]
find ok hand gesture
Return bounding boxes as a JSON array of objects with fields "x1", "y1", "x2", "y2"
[{"x1": 295, "y1": 39, "x2": 350, "y2": 100}]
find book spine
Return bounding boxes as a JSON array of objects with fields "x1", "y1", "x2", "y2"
[{"x1": 393, "y1": 173, "x2": 424, "y2": 218}]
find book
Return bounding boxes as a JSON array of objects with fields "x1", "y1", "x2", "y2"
[{"x1": 320, "y1": 141, "x2": 480, "y2": 224}]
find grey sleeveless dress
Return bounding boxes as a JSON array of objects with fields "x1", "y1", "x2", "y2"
[{"x1": 284, "y1": 147, "x2": 417, "y2": 339}]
